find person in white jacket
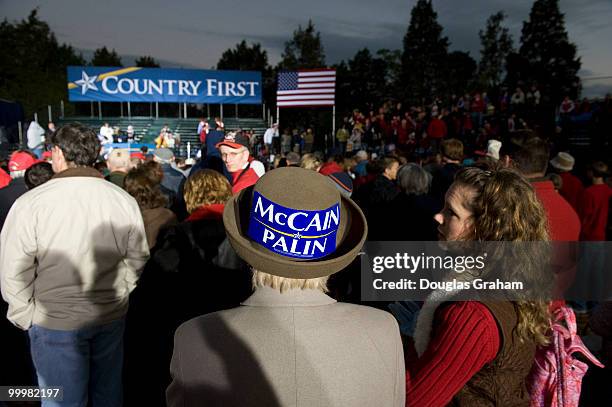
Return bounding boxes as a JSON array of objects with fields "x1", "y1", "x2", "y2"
[
  {"x1": 1, "y1": 123, "x2": 150, "y2": 407},
  {"x1": 26, "y1": 120, "x2": 45, "y2": 158}
]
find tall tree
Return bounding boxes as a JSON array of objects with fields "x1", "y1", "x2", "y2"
[
  {"x1": 478, "y1": 11, "x2": 514, "y2": 91},
  {"x1": 518, "y1": 0, "x2": 581, "y2": 103},
  {"x1": 400, "y1": 0, "x2": 449, "y2": 104},
  {"x1": 346, "y1": 48, "x2": 388, "y2": 111},
  {"x1": 376, "y1": 49, "x2": 402, "y2": 95},
  {"x1": 90, "y1": 46, "x2": 122, "y2": 66},
  {"x1": 279, "y1": 20, "x2": 325, "y2": 70},
  {"x1": 135, "y1": 56, "x2": 160, "y2": 67},
  {"x1": 217, "y1": 40, "x2": 269, "y2": 71},
  {"x1": 0, "y1": 9, "x2": 85, "y2": 119},
  {"x1": 447, "y1": 51, "x2": 477, "y2": 96}
]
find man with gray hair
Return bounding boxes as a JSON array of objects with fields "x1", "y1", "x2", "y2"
[
  {"x1": 153, "y1": 147, "x2": 186, "y2": 196},
  {"x1": 105, "y1": 148, "x2": 132, "y2": 188}
]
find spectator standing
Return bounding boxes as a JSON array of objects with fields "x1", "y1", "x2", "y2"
[
  {"x1": 429, "y1": 139, "x2": 464, "y2": 205},
  {"x1": 405, "y1": 167, "x2": 551, "y2": 406},
  {"x1": 0, "y1": 151, "x2": 38, "y2": 230},
  {"x1": 216, "y1": 132, "x2": 260, "y2": 194},
  {"x1": 513, "y1": 137, "x2": 580, "y2": 298},
  {"x1": 24, "y1": 161, "x2": 54, "y2": 190},
  {"x1": 125, "y1": 169, "x2": 250, "y2": 407},
  {"x1": 426, "y1": 112, "x2": 447, "y2": 153},
  {"x1": 105, "y1": 148, "x2": 132, "y2": 188},
  {"x1": 336, "y1": 123, "x2": 349, "y2": 153},
  {"x1": 166, "y1": 167, "x2": 405, "y2": 407},
  {"x1": 124, "y1": 161, "x2": 177, "y2": 249},
  {"x1": 549, "y1": 152, "x2": 584, "y2": 212},
  {"x1": 303, "y1": 127, "x2": 315, "y2": 153},
  {"x1": 578, "y1": 162, "x2": 611, "y2": 300},
  {"x1": 263, "y1": 123, "x2": 279, "y2": 154},
  {"x1": 27, "y1": 121, "x2": 45, "y2": 158},
  {"x1": 0, "y1": 123, "x2": 149, "y2": 406}
]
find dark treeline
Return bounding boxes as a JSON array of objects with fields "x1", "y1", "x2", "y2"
[{"x1": 1, "y1": 0, "x2": 581, "y2": 124}]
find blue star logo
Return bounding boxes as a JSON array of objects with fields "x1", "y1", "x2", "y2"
[{"x1": 74, "y1": 71, "x2": 98, "y2": 95}]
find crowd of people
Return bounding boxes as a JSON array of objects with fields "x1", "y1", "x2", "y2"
[{"x1": 0, "y1": 90, "x2": 610, "y2": 407}]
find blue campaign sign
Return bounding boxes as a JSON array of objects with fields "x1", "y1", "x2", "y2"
[
  {"x1": 67, "y1": 66, "x2": 261, "y2": 104},
  {"x1": 247, "y1": 191, "x2": 340, "y2": 260}
]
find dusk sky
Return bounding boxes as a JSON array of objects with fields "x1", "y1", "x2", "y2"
[{"x1": 2, "y1": 0, "x2": 611, "y2": 96}]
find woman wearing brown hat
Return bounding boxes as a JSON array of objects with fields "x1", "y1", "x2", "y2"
[
  {"x1": 166, "y1": 167, "x2": 405, "y2": 407},
  {"x1": 405, "y1": 167, "x2": 552, "y2": 406}
]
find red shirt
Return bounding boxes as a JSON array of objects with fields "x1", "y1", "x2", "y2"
[
  {"x1": 533, "y1": 180, "x2": 581, "y2": 298},
  {"x1": 231, "y1": 166, "x2": 259, "y2": 194},
  {"x1": 559, "y1": 172, "x2": 584, "y2": 213},
  {"x1": 532, "y1": 180, "x2": 580, "y2": 241},
  {"x1": 406, "y1": 302, "x2": 499, "y2": 407},
  {"x1": 471, "y1": 98, "x2": 485, "y2": 113},
  {"x1": 426, "y1": 118, "x2": 447, "y2": 139},
  {"x1": 579, "y1": 184, "x2": 612, "y2": 241},
  {"x1": 0, "y1": 168, "x2": 10, "y2": 189}
]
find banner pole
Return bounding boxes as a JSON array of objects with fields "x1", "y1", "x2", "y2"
[
  {"x1": 120, "y1": 102, "x2": 124, "y2": 117},
  {"x1": 90, "y1": 102, "x2": 94, "y2": 118},
  {"x1": 60, "y1": 100, "x2": 64, "y2": 119},
  {"x1": 332, "y1": 105, "x2": 336, "y2": 150},
  {"x1": 98, "y1": 101, "x2": 102, "y2": 120},
  {"x1": 220, "y1": 104, "x2": 224, "y2": 122},
  {"x1": 48, "y1": 105, "x2": 52, "y2": 123},
  {"x1": 128, "y1": 102, "x2": 131, "y2": 119},
  {"x1": 18, "y1": 121, "x2": 23, "y2": 147},
  {"x1": 156, "y1": 102, "x2": 159, "y2": 119}
]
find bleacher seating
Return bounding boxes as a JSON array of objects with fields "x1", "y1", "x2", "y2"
[{"x1": 57, "y1": 116, "x2": 268, "y2": 157}]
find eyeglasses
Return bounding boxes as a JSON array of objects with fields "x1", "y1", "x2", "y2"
[{"x1": 221, "y1": 151, "x2": 242, "y2": 159}]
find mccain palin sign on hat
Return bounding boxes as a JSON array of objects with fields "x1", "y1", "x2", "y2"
[{"x1": 223, "y1": 167, "x2": 367, "y2": 279}]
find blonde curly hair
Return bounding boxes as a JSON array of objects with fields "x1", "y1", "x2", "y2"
[
  {"x1": 453, "y1": 166, "x2": 551, "y2": 346},
  {"x1": 184, "y1": 169, "x2": 232, "y2": 213}
]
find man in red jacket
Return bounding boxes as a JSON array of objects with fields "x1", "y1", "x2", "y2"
[
  {"x1": 578, "y1": 161, "x2": 611, "y2": 301},
  {"x1": 216, "y1": 131, "x2": 260, "y2": 194},
  {"x1": 426, "y1": 112, "x2": 447, "y2": 153},
  {"x1": 513, "y1": 137, "x2": 581, "y2": 299}
]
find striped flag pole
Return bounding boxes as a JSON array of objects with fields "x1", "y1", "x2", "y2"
[{"x1": 332, "y1": 105, "x2": 336, "y2": 150}]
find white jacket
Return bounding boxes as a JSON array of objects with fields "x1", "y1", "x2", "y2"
[{"x1": 0, "y1": 168, "x2": 150, "y2": 330}]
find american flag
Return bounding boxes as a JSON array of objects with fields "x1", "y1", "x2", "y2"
[{"x1": 276, "y1": 69, "x2": 336, "y2": 107}]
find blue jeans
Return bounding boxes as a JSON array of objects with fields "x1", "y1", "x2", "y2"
[{"x1": 28, "y1": 319, "x2": 125, "y2": 407}]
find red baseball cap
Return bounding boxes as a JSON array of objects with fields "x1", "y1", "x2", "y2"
[
  {"x1": 216, "y1": 132, "x2": 250, "y2": 150},
  {"x1": 9, "y1": 151, "x2": 38, "y2": 172}
]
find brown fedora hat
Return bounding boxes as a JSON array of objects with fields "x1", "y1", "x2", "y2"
[{"x1": 223, "y1": 167, "x2": 367, "y2": 279}]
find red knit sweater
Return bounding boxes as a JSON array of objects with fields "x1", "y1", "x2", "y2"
[{"x1": 406, "y1": 301, "x2": 500, "y2": 407}]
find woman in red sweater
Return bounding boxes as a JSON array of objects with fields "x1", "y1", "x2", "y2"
[{"x1": 405, "y1": 167, "x2": 551, "y2": 406}]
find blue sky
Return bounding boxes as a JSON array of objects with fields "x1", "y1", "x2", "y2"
[{"x1": 2, "y1": 0, "x2": 611, "y2": 96}]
